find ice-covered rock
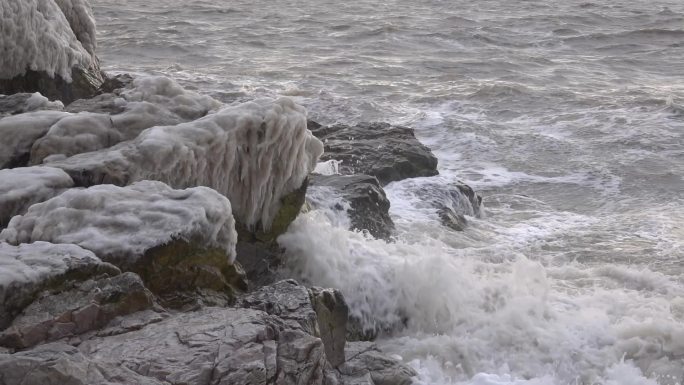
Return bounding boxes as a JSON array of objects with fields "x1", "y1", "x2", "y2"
[
  {"x1": 0, "y1": 272, "x2": 155, "y2": 350},
  {"x1": 0, "y1": 93, "x2": 64, "y2": 117},
  {"x1": 49, "y1": 97, "x2": 323, "y2": 232},
  {"x1": 0, "y1": 110, "x2": 70, "y2": 168},
  {"x1": 309, "y1": 121, "x2": 438, "y2": 185},
  {"x1": 0, "y1": 0, "x2": 103, "y2": 103},
  {"x1": 0, "y1": 242, "x2": 120, "y2": 331},
  {"x1": 30, "y1": 76, "x2": 222, "y2": 164},
  {"x1": 0, "y1": 167, "x2": 74, "y2": 228},
  {"x1": 0, "y1": 181, "x2": 245, "y2": 307},
  {"x1": 309, "y1": 174, "x2": 395, "y2": 240}
]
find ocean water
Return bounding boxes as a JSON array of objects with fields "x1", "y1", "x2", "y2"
[{"x1": 91, "y1": 0, "x2": 684, "y2": 383}]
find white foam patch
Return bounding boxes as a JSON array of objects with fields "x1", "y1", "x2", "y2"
[
  {"x1": 0, "y1": 0, "x2": 95, "y2": 81},
  {"x1": 0, "y1": 180, "x2": 237, "y2": 264},
  {"x1": 278, "y1": 205, "x2": 684, "y2": 384}
]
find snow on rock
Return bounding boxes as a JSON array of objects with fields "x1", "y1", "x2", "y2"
[
  {"x1": 0, "y1": 0, "x2": 95, "y2": 81},
  {"x1": 29, "y1": 76, "x2": 222, "y2": 164},
  {"x1": 0, "y1": 242, "x2": 120, "y2": 331},
  {"x1": 0, "y1": 110, "x2": 70, "y2": 168},
  {"x1": 48, "y1": 97, "x2": 324, "y2": 231},
  {"x1": 0, "y1": 180, "x2": 238, "y2": 265},
  {"x1": 0, "y1": 167, "x2": 74, "y2": 228},
  {"x1": 53, "y1": 0, "x2": 97, "y2": 57}
]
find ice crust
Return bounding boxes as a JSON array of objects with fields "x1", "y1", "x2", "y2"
[
  {"x1": 0, "y1": 167, "x2": 74, "y2": 228},
  {"x1": 0, "y1": 0, "x2": 95, "y2": 81},
  {"x1": 48, "y1": 97, "x2": 324, "y2": 230},
  {"x1": 0, "y1": 181, "x2": 238, "y2": 263}
]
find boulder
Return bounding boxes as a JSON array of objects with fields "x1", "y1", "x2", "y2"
[
  {"x1": 311, "y1": 287, "x2": 349, "y2": 367},
  {"x1": 338, "y1": 342, "x2": 417, "y2": 385},
  {"x1": 0, "y1": 0, "x2": 104, "y2": 103},
  {"x1": 0, "y1": 93, "x2": 63, "y2": 117},
  {"x1": 0, "y1": 242, "x2": 120, "y2": 331},
  {"x1": 0, "y1": 167, "x2": 74, "y2": 229},
  {"x1": 0, "y1": 111, "x2": 70, "y2": 169},
  {"x1": 47, "y1": 97, "x2": 323, "y2": 235},
  {"x1": 309, "y1": 121, "x2": 438, "y2": 185},
  {"x1": 0, "y1": 181, "x2": 245, "y2": 308},
  {"x1": 309, "y1": 174, "x2": 395, "y2": 240},
  {"x1": 0, "y1": 272, "x2": 155, "y2": 350}
]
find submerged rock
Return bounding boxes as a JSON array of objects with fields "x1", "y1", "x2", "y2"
[
  {"x1": 309, "y1": 174, "x2": 395, "y2": 240},
  {"x1": 309, "y1": 121, "x2": 438, "y2": 185},
  {"x1": 0, "y1": 272, "x2": 155, "y2": 350},
  {"x1": 0, "y1": 181, "x2": 245, "y2": 308},
  {"x1": 0, "y1": 242, "x2": 120, "y2": 332}
]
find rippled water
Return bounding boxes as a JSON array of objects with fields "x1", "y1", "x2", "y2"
[{"x1": 92, "y1": 0, "x2": 684, "y2": 383}]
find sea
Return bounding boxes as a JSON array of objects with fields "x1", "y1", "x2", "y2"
[{"x1": 91, "y1": 0, "x2": 684, "y2": 383}]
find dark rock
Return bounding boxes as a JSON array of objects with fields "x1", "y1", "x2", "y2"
[
  {"x1": 309, "y1": 174, "x2": 395, "y2": 239},
  {"x1": 0, "y1": 242, "x2": 121, "y2": 332},
  {"x1": 97, "y1": 74, "x2": 134, "y2": 94},
  {"x1": 339, "y1": 342, "x2": 417, "y2": 385},
  {"x1": 0, "y1": 66, "x2": 104, "y2": 105},
  {"x1": 0, "y1": 272, "x2": 156, "y2": 350},
  {"x1": 415, "y1": 180, "x2": 482, "y2": 231},
  {"x1": 235, "y1": 241, "x2": 284, "y2": 288},
  {"x1": 311, "y1": 287, "x2": 349, "y2": 367},
  {"x1": 309, "y1": 121, "x2": 438, "y2": 185},
  {"x1": 0, "y1": 110, "x2": 69, "y2": 169}
]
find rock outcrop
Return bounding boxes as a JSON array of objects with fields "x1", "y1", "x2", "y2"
[
  {"x1": 0, "y1": 242, "x2": 120, "y2": 331},
  {"x1": 0, "y1": 0, "x2": 104, "y2": 103},
  {"x1": 309, "y1": 174, "x2": 395, "y2": 240},
  {"x1": 309, "y1": 121, "x2": 438, "y2": 185},
  {"x1": 0, "y1": 181, "x2": 245, "y2": 307}
]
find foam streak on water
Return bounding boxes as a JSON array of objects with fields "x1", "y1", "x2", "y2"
[{"x1": 92, "y1": 0, "x2": 684, "y2": 383}]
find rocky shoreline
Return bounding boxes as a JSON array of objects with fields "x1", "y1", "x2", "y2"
[{"x1": 0, "y1": 1, "x2": 482, "y2": 384}]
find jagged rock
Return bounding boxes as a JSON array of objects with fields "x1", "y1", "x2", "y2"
[
  {"x1": 0, "y1": 242, "x2": 120, "y2": 332},
  {"x1": 339, "y1": 342, "x2": 417, "y2": 385},
  {"x1": 0, "y1": 181, "x2": 246, "y2": 308},
  {"x1": 75, "y1": 307, "x2": 328, "y2": 385},
  {"x1": 0, "y1": 167, "x2": 74, "y2": 229},
  {"x1": 235, "y1": 241, "x2": 284, "y2": 288},
  {"x1": 309, "y1": 121, "x2": 438, "y2": 185},
  {"x1": 311, "y1": 287, "x2": 349, "y2": 367},
  {"x1": 0, "y1": 110, "x2": 70, "y2": 169},
  {"x1": 0, "y1": 342, "x2": 167, "y2": 385},
  {"x1": 0, "y1": 272, "x2": 155, "y2": 350},
  {"x1": 239, "y1": 280, "x2": 318, "y2": 335},
  {"x1": 97, "y1": 73, "x2": 134, "y2": 94},
  {"x1": 309, "y1": 174, "x2": 395, "y2": 240}
]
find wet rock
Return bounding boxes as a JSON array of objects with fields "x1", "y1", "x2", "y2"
[
  {"x1": 407, "y1": 179, "x2": 482, "y2": 231},
  {"x1": 239, "y1": 280, "x2": 319, "y2": 335},
  {"x1": 309, "y1": 121, "x2": 438, "y2": 185},
  {"x1": 235, "y1": 241, "x2": 284, "y2": 288},
  {"x1": 311, "y1": 287, "x2": 349, "y2": 367},
  {"x1": 0, "y1": 167, "x2": 74, "y2": 229},
  {"x1": 339, "y1": 342, "x2": 417, "y2": 385},
  {"x1": 0, "y1": 242, "x2": 120, "y2": 332},
  {"x1": 0, "y1": 342, "x2": 167, "y2": 385},
  {"x1": 0, "y1": 272, "x2": 155, "y2": 350},
  {"x1": 0, "y1": 66, "x2": 104, "y2": 106},
  {"x1": 75, "y1": 307, "x2": 328, "y2": 385},
  {"x1": 309, "y1": 174, "x2": 395, "y2": 239},
  {"x1": 97, "y1": 73, "x2": 135, "y2": 94}
]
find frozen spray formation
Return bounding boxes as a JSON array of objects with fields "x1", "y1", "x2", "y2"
[
  {"x1": 0, "y1": 0, "x2": 96, "y2": 81},
  {"x1": 49, "y1": 97, "x2": 324, "y2": 230},
  {"x1": 0, "y1": 181, "x2": 238, "y2": 264}
]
